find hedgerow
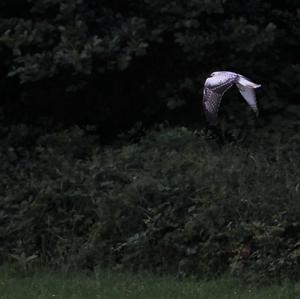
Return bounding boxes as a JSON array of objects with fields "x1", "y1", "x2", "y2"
[{"x1": 0, "y1": 125, "x2": 299, "y2": 283}]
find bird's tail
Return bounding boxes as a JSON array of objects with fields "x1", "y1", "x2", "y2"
[{"x1": 237, "y1": 76, "x2": 261, "y2": 88}]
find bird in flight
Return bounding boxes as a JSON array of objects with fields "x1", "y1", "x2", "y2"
[{"x1": 202, "y1": 71, "x2": 261, "y2": 125}]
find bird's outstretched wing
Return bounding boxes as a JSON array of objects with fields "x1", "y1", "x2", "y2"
[
  {"x1": 203, "y1": 87, "x2": 222, "y2": 125},
  {"x1": 236, "y1": 83, "x2": 259, "y2": 115},
  {"x1": 202, "y1": 75, "x2": 236, "y2": 125},
  {"x1": 202, "y1": 87, "x2": 222, "y2": 125}
]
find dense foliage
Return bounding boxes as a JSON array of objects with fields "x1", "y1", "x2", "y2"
[
  {"x1": 0, "y1": 0, "x2": 299, "y2": 284},
  {"x1": 0, "y1": 0, "x2": 299, "y2": 130},
  {"x1": 0, "y1": 125, "x2": 299, "y2": 283}
]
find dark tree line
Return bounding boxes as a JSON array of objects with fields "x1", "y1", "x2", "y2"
[{"x1": 0, "y1": 0, "x2": 299, "y2": 132}]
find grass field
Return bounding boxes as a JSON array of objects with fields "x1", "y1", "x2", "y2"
[{"x1": 0, "y1": 266, "x2": 299, "y2": 299}]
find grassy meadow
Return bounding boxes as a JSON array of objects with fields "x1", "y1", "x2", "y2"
[{"x1": 0, "y1": 266, "x2": 299, "y2": 299}]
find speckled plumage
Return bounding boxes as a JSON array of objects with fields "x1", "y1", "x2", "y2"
[{"x1": 202, "y1": 71, "x2": 261, "y2": 125}]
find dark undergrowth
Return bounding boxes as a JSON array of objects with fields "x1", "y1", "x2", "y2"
[{"x1": 0, "y1": 124, "x2": 299, "y2": 284}]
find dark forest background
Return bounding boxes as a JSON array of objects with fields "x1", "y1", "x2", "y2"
[
  {"x1": 0, "y1": 0, "x2": 299, "y2": 283},
  {"x1": 0, "y1": 0, "x2": 299, "y2": 130}
]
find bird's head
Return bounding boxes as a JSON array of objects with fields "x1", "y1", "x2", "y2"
[{"x1": 210, "y1": 71, "x2": 220, "y2": 77}]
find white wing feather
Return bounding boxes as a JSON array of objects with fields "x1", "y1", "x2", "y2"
[
  {"x1": 236, "y1": 83, "x2": 259, "y2": 115},
  {"x1": 237, "y1": 76, "x2": 261, "y2": 88}
]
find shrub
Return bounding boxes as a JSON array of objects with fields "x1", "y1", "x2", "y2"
[{"x1": 0, "y1": 125, "x2": 299, "y2": 283}]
